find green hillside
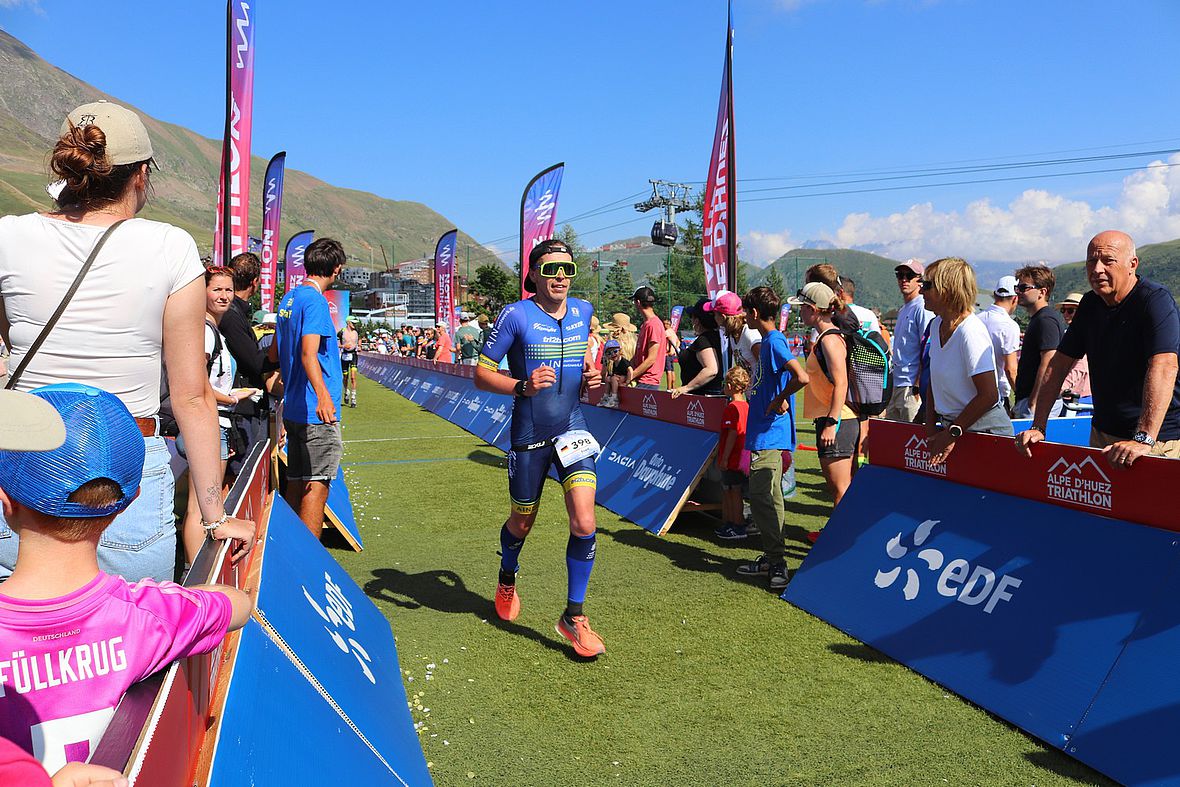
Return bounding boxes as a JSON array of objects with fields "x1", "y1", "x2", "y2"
[
  {"x1": 0, "y1": 29, "x2": 494, "y2": 266},
  {"x1": 591, "y1": 236, "x2": 678, "y2": 282},
  {"x1": 1051, "y1": 238, "x2": 1180, "y2": 301},
  {"x1": 753, "y1": 248, "x2": 905, "y2": 313}
]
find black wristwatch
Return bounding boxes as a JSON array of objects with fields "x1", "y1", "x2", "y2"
[
  {"x1": 514, "y1": 379, "x2": 527, "y2": 397},
  {"x1": 1132, "y1": 430, "x2": 1157, "y2": 447},
  {"x1": 815, "y1": 416, "x2": 838, "y2": 430},
  {"x1": 947, "y1": 423, "x2": 964, "y2": 439}
]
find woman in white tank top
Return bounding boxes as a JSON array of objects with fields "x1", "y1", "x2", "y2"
[{"x1": 0, "y1": 101, "x2": 255, "y2": 582}]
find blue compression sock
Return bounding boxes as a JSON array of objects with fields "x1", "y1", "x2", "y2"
[
  {"x1": 500, "y1": 523, "x2": 525, "y2": 577},
  {"x1": 565, "y1": 532, "x2": 597, "y2": 609}
]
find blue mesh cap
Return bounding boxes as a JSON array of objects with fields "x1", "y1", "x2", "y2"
[{"x1": 0, "y1": 383, "x2": 145, "y2": 518}]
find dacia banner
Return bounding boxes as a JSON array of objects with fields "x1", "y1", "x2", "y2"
[
  {"x1": 284, "y1": 229, "x2": 314, "y2": 293},
  {"x1": 434, "y1": 229, "x2": 459, "y2": 334},
  {"x1": 208, "y1": 497, "x2": 431, "y2": 785},
  {"x1": 213, "y1": 0, "x2": 256, "y2": 265},
  {"x1": 700, "y1": 0, "x2": 737, "y2": 298},
  {"x1": 259, "y1": 151, "x2": 285, "y2": 311},
  {"x1": 520, "y1": 162, "x2": 564, "y2": 298},
  {"x1": 785, "y1": 466, "x2": 1180, "y2": 787},
  {"x1": 594, "y1": 414, "x2": 718, "y2": 535}
]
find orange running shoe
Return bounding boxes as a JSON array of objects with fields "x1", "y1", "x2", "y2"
[
  {"x1": 556, "y1": 614, "x2": 606, "y2": 657},
  {"x1": 495, "y1": 582, "x2": 520, "y2": 622}
]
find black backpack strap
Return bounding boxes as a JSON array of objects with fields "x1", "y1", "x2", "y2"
[
  {"x1": 6, "y1": 219, "x2": 127, "y2": 390},
  {"x1": 814, "y1": 328, "x2": 843, "y2": 382}
]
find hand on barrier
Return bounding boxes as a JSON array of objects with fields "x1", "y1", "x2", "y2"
[
  {"x1": 1102, "y1": 438, "x2": 1151, "y2": 469},
  {"x1": 214, "y1": 515, "x2": 258, "y2": 563},
  {"x1": 927, "y1": 429, "x2": 957, "y2": 465},
  {"x1": 524, "y1": 366, "x2": 556, "y2": 396},
  {"x1": 1013, "y1": 427, "x2": 1044, "y2": 458},
  {"x1": 670, "y1": 386, "x2": 687, "y2": 399},
  {"x1": 51, "y1": 762, "x2": 128, "y2": 787}
]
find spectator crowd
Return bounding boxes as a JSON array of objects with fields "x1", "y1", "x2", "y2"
[{"x1": 2, "y1": 99, "x2": 1179, "y2": 784}]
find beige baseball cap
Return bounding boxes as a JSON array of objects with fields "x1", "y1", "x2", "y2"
[
  {"x1": 61, "y1": 100, "x2": 154, "y2": 165},
  {"x1": 0, "y1": 391, "x2": 67, "y2": 452}
]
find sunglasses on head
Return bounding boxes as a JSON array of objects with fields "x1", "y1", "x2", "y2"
[{"x1": 538, "y1": 260, "x2": 577, "y2": 278}]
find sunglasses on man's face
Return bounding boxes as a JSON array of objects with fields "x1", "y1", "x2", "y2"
[
  {"x1": 895, "y1": 272, "x2": 918, "y2": 281},
  {"x1": 1061, "y1": 306, "x2": 1077, "y2": 314},
  {"x1": 538, "y1": 260, "x2": 577, "y2": 279},
  {"x1": 1014, "y1": 283, "x2": 1039, "y2": 293}
]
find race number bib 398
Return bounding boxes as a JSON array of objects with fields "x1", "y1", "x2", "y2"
[{"x1": 555, "y1": 429, "x2": 600, "y2": 468}]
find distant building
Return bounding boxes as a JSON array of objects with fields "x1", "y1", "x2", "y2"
[{"x1": 338, "y1": 266, "x2": 372, "y2": 288}]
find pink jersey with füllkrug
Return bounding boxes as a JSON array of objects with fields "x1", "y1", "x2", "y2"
[{"x1": 0, "y1": 572, "x2": 232, "y2": 773}]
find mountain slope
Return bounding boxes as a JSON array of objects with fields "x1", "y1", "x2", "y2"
[
  {"x1": 752, "y1": 248, "x2": 905, "y2": 312},
  {"x1": 0, "y1": 29, "x2": 491, "y2": 264},
  {"x1": 1051, "y1": 238, "x2": 1180, "y2": 300}
]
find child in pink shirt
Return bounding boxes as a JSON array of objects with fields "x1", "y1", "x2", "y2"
[{"x1": 0, "y1": 384, "x2": 252, "y2": 774}]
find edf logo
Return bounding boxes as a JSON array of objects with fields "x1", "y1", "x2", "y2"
[{"x1": 874, "y1": 519, "x2": 1022, "y2": 614}]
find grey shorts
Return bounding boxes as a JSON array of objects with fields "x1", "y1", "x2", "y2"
[
  {"x1": 815, "y1": 417, "x2": 860, "y2": 460},
  {"x1": 285, "y1": 420, "x2": 343, "y2": 482}
]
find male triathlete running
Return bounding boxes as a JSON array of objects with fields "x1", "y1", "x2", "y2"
[
  {"x1": 340, "y1": 318, "x2": 360, "y2": 407},
  {"x1": 474, "y1": 238, "x2": 605, "y2": 657}
]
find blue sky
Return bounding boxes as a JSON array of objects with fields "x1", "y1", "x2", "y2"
[{"x1": 3, "y1": 0, "x2": 1180, "y2": 264}]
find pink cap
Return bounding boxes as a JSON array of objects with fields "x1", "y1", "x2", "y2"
[
  {"x1": 895, "y1": 258, "x2": 924, "y2": 276},
  {"x1": 702, "y1": 290, "x2": 743, "y2": 316}
]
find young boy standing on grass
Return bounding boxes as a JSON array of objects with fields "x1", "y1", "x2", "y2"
[
  {"x1": 0, "y1": 384, "x2": 252, "y2": 773},
  {"x1": 714, "y1": 366, "x2": 751, "y2": 541},
  {"x1": 736, "y1": 287, "x2": 809, "y2": 590}
]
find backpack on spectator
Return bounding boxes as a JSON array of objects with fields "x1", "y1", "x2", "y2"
[
  {"x1": 814, "y1": 326, "x2": 892, "y2": 416},
  {"x1": 158, "y1": 322, "x2": 223, "y2": 437}
]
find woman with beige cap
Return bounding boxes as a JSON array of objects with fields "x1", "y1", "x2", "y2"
[
  {"x1": 1057, "y1": 292, "x2": 1091, "y2": 400},
  {"x1": 0, "y1": 100, "x2": 255, "y2": 583}
]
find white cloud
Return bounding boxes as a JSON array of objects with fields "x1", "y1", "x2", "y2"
[
  {"x1": 0, "y1": 0, "x2": 43, "y2": 9},
  {"x1": 740, "y1": 229, "x2": 800, "y2": 266},
  {"x1": 818, "y1": 155, "x2": 1180, "y2": 263}
]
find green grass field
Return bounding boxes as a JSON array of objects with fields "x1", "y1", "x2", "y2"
[{"x1": 329, "y1": 375, "x2": 1111, "y2": 786}]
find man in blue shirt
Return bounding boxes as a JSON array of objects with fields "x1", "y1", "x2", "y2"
[
  {"x1": 887, "y1": 259, "x2": 934, "y2": 423},
  {"x1": 272, "y1": 237, "x2": 345, "y2": 536},
  {"x1": 474, "y1": 238, "x2": 605, "y2": 657},
  {"x1": 1016, "y1": 230, "x2": 1180, "y2": 467},
  {"x1": 735, "y1": 286, "x2": 809, "y2": 590}
]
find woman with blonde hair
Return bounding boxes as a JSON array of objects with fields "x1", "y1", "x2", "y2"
[
  {"x1": 922, "y1": 257, "x2": 1012, "y2": 465},
  {"x1": 790, "y1": 282, "x2": 858, "y2": 507}
]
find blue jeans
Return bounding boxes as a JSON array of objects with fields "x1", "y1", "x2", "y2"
[{"x1": 0, "y1": 436, "x2": 177, "y2": 583}]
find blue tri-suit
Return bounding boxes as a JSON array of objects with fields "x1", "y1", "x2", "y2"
[{"x1": 478, "y1": 296, "x2": 597, "y2": 515}]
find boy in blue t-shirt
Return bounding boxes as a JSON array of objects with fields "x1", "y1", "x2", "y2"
[
  {"x1": 736, "y1": 287, "x2": 809, "y2": 590},
  {"x1": 271, "y1": 238, "x2": 346, "y2": 537}
]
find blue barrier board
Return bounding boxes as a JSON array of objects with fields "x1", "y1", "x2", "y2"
[
  {"x1": 208, "y1": 620, "x2": 426, "y2": 786},
  {"x1": 1011, "y1": 415, "x2": 1092, "y2": 447},
  {"x1": 257, "y1": 497, "x2": 430, "y2": 783},
  {"x1": 785, "y1": 466, "x2": 1180, "y2": 755},
  {"x1": 579, "y1": 404, "x2": 628, "y2": 450},
  {"x1": 1067, "y1": 559, "x2": 1180, "y2": 786},
  {"x1": 594, "y1": 415, "x2": 717, "y2": 534},
  {"x1": 326, "y1": 467, "x2": 364, "y2": 550}
]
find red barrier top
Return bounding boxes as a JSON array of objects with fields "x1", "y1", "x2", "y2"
[
  {"x1": 868, "y1": 419, "x2": 1179, "y2": 532},
  {"x1": 368, "y1": 353, "x2": 729, "y2": 432}
]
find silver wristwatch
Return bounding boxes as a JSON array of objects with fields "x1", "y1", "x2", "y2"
[{"x1": 1132, "y1": 431, "x2": 1157, "y2": 447}]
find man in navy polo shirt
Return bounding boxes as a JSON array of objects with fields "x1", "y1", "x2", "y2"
[{"x1": 1015, "y1": 230, "x2": 1180, "y2": 467}]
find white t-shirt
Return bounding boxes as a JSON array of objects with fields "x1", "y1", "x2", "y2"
[
  {"x1": 205, "y1": 322, "x2": 236, "y2": 427},
  {"x1": 724, "y1": 326, "x2": 762, "y2": 372},
  {"x1": 976, "y1": 304, "x2": 1020, "y2": 399},
  {"x1": 0, "y1": 214, "x2": 203, "y2": 417},
  {"x1": 848, "y1": 302, "x2": 882, "y2": 334},
  {"x1": 928, "y1": 313, "x2": 999, "y2": 419}
]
